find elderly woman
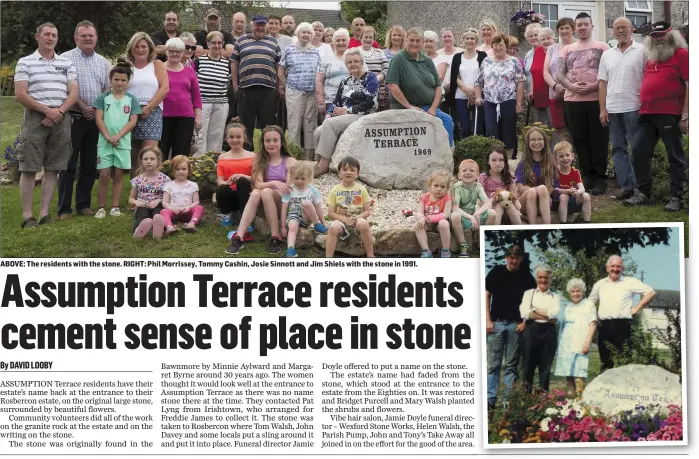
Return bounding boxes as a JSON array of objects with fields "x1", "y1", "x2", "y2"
[
  {"x1": 359, "y1": 26, "x2": 388, "y2": 110},
  {"x1": 477, "y1": 19, "x2": 497, "y2": 55},
  {"x1": 279, "y1": 22, "x2": 322, "y2": 159},
  {"x1": 193, "y1": 31, "x2": 230, "y2": 156},
  {"x1": 544, "y1": 18, "x2": 576, "y2": 143},
  {"x1": 179, "y1": 32, "x2": 197, "y2": 67},
  {"x1": 519, "y1": 264, "x2": 561, "y2": 393},
  {"x1": 384, "y1": 25, "x2": 405, "y2": 62},
  {"x1": 323, "y1": 27, "x2": 335, "y2": 45},
  {"x1": 475, "y1": 34, "x2": 525, "y2": 159},
  {"x1": 554, "y1": 278, "x2": 598, "y2": 399},
  {"x1": 387, "y1": 27, "x2": 454, "y2": 147},
  {"x1": 447, "y1": 28, "x2": 487, "y2": 138},
  {"x1": 424, "y1": 30, "x2": 449, "y2": 83},
  {"x1": 524, "y1": 23, "x2": 552, "y2": 126},
  {"x1": 160, "y1": 37, "x2": 202, "y2": 159},
  {"x1": 126, "y1": 32, "x2": 169, "y2": 177},
  {"x1": 311, "y1": 21, "x2": 333, "y2": 59},
  {"x1": 316, "y1": 28, "x2": 351, "y2": 123},
  {"x1": 506, "y1": 36, "x2": 525, "y2": 69},
  {"x1": 313, "y1": 48, "x2": 379, "y2": 176}
]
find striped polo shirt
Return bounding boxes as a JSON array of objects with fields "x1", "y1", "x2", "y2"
[
  {"x1": 231, "y1": 34, "x2": 281, "y2": 89},
  {"x1": 194, "y1": 55, "x2": 231, "y2": 103},
  {"x1": 14, "y1": 50, "x2": 77, "y2": 108}
]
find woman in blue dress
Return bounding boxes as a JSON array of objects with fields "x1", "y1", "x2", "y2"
[{"x1": 554, "y1": 278, "x2": 598, "y2": 399}]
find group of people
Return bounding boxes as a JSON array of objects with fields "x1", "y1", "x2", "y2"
[{"x1": 485, "y1": 247, "x2": 656, "y2": 407}]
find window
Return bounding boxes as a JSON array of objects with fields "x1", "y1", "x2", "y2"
[
  {"x1": 533, "y1": 3, "x2": 560, "y2": 31},
  {"x1": 651, "y1": 308, "x2": 665, "y2": 318},
  {"x1": 625, "y1": 1, "x2": 652, "y2": 28},
  {"x1": 626, "y1": 1, "x2": 651, "y2": 10}
]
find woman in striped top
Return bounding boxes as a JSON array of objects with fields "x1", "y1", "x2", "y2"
[
  {"x1": 193, "y1": 31, "x2": 231, "y2": 155},
  {"x1": 359, "y1": 26, "x2": 388, "y2": 111}
]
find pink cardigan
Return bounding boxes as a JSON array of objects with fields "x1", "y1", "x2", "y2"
[{"x1": 163, "y1": 66, "x2": 202, "y2": 118}]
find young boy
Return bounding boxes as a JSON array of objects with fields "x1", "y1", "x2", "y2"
[
  {"x1": 553, "y1": 142, "x2": 592, "y2": 223},
  {"x1": 280, "y1": 164, "x2": 328, "y2": 258},
  {"x1": 325, "y1": 157, "x2": 374, "y2": 257},
  {"x1": 450, "y1": 159, "x2": 495, "y2": 257}
]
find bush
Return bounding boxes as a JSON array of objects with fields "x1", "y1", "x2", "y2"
[
  {"x1": 161, "y1": 151, "x2": 222, "y2": 201},
  {"x1": 286, "y1": 141, "x2": 305, "y2": 160},
  {"x1": 453, "y1": 136, "x2": 505, "y2": 175}
]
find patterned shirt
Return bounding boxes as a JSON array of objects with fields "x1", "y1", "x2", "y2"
[
  {"x1": 280, "y1": 44, "x2": 321, "y2": 92},
  {"x1": 318, "y1": 53, "x2": 350, "y2": 104},
  {"x1": 333, "y1": 72, "x2": 379, "y2": 115},
  {"x1": 282, "y1": 184, "x2": 323, "y2": 216},
  {"x1": 451, "y1": 181, "x2": 488, "y2": 215},
  {"x1": 231, "y1": 34, "x2": 281, "y2": 89},
  {"x1": 327, "y1": 183, "x2": 371, "y2": 217},
  {"x1": 557, "y1": 40, "x2": 610, "y2": 102},
  {"x1": 130, "y1": 172, "x2": 171, "y2": 203},
  {"x1": 194, "y1": 54, "x2": 231, "y2": 103},
  {"x1": 61, "y1": 48, "x2": 110, "y2": 109},
  {"x1": 14, "y1": 50, "x2": 77, "y2": 107},
  {"x1": 475, "y1": 56, "x2": 525, "y2": 104},
  {"x1": 362, "y1": 48, "x2": 388, "y2": 81},
  {"x1": 478, "y1": 172, "x2": 515, "y2": 198}
]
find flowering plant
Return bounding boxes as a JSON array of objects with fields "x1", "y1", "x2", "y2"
[
  {"x1": 4, "y1": 135, "x2": 20, "y2": 166},
  {"x1": 511, "y1": 10, "x2": 546, "y2": 28},
  {"x1": 633, "y1": 22, "x2": 653, "y2": 36}
]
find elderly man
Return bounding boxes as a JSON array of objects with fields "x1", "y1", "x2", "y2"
[
  {"x1": 598, "y1": 17, "x2": 645, "y2": 201},
  {"x1": 194, "y1": 8, "x2": 235, "y2": 58},
  {"x1": 589, "y1": 255, "x2": 656, "y2": 371},
  {"x1": 57, "y1": 21, "x2": 109, "y2": 220},
  {"x1": 624, "y1": 21, "x2": 688, "y2": 212},
  {"x1": 152, "y1": 11, "x2": 180, "y2": 62},
  {"x1": 231, "y1": 14, "x2": 281, "y2": 150},
  {"x1": 348, "y1": 17, "x2": 380, "y2": 48},
  {"x1": 232, "y1": 12, "x2": 247, "y2": 41},
  {"x1": 485, "y1": 245, "x2": 536, "y2": 409},
  {"x1": 282, "y1": 15, "x2": 296, "y2": 37},
  {"x1": 14, "y1": 23, "x2": 78, "y2": 228},
  {"x1": 557, "y1": 13, "x2": 610, "y2": 195}
]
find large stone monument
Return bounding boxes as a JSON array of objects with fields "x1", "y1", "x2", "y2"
[{"x1": 329, "y1": 110, "x2": 453, "y2": 190}]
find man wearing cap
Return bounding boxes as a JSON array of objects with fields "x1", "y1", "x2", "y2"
[
  {"x1": 589, "y1": 255, "x2": 656, "y2": 371},
  {"x1": 152, "y1": 11, "x2": 181, "y2": 62},
  {"x1": 348, "y1": 17, "x2": 380, "y2": 49},
  {"x1": 231, "y1": 14, "x2": 281, "y2": 149},
  {"x1": 484, "y1": 245, "x2": 536, "y2": 409},
  {"x1": 624, "y1": 21, "x2": 689, "y2": 212},
  {"x1": 194, "y1": 9, "x2": 235, "y2": 58}
]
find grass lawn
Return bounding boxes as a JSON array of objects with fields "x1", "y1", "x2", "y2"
[{"x1": 0, "y1": 96, "x2": 690, "y2": 257}]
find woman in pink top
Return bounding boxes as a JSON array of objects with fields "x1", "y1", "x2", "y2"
[{"x1": 161, "y1": 38, "x2": 202, "y2": 159}]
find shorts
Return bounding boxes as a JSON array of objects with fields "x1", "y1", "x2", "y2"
[
  {"x1": 286, "y1": 210, "x2": 310, "y2": 228},
  {"x1": 461, "y1": 213, "x2": 488, "y2": 230},
  {"x1": 97, "y1": 146, "x2": 131, "y2": 170},
  {"x1": 132, "y1": 106, "x2": 163, "y2": 141},
  {"x1": 551, "y1": 197, "x2": 583, "y2": 213},
  {"x1": 16, "y1": 109, "x2": 72, "y2": 173},
  {"x1": 336, "y1": 221, "x2": 357, "y2": 240}
]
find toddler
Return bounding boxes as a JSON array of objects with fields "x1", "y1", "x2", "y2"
[
  {"x1": 162, "y1": 155, "x2": 204, "y2": 234},
  {"x1": 414, "y1": 169, "x2": 453, "y2": 258}
]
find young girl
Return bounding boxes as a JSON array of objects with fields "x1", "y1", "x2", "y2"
[
  {"x1": 129, "y1": 146, "x2": 171, "y2": 239},
  {"x1": 216, "y1": 120, "x2": 256, "y2": 227},
  {"x1": 227, "y1": 126, "x2": 297, "y2": 255},
  {"x1": 93, "y1": 59, "x2": 142, "y2": 219},
  {"x1": 515, "y1": 126, "x2": 558, "y2": 224},
  {"x1": 280, "y1": 164, "x2": 328, "y2": 258},
  {"x1": 414, "y1": 169, "x2": 453, "y2": 258},
  {"x1": 161, "y1": 155, "x2": 204, "y2": 234},
  {"x1": 478, "y1": 146, "x2": 522, "y2": 225}
]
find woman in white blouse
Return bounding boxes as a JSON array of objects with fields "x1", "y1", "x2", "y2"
[{"x1": 519, "y1": 264, "x2": 561, "y2": 393}]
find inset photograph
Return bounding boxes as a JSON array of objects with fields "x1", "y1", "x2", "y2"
[{"x1": 480, "y1": 224, "x2": 685, "y2": 447}]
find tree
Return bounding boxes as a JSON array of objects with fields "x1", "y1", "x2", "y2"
[{"x1": 340, "y1": 1, "x2": 388, "y2": 39}]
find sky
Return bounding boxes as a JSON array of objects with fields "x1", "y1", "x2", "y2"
[{"x1": 272, "y1": 1, "x2": 339, "y2": 9}]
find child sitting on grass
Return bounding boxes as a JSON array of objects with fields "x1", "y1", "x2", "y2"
[
  {"x1": 281, "y1": 164, "x2": 328, "y2": 258},
  {"x1": 129, "y1": 146, "x2": 170, "y2": 240},
  {"x1": 161, "y1": 155, "x2": 204, "y2": 235},
  {"x1": 414, "y1": 169, "x2": 453, "y2": 258},
  {"x1": 451, "y1": 159, "x2": 495, "y2": 258},
  {"x1": 553, "y1": 142, "x2": 591, "y2": 223},
  {"x1": 325, "y1": 157, "x2": 374, "y2": 258}
]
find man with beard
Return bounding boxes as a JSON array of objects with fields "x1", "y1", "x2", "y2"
[
  {"x1": 589, "y1": 255, "x2": 655, "y2": 371},
  {"x1": 624, "y1": 21, "x2": 689, "y2": 212},
  {"x1": 556, "y1": 13, "x2": 610, "y2": 196},
  {"x1": 282, "y1": 15, "x2": 296, "y2": 37},
  {"x1": 598, "y1": 17, "x2": 645, "y2": 201},
  {"x1": 194, "y1": 9, "x2": 235, "y2": 58},
  {"x1": 231, "y1": 14, "x2": 281, "y2": 149}
]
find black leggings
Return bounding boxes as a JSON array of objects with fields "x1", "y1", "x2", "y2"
[
  {"x1": 160, "y1": 117, "x2": 194, "y2": 160},
  {"x1": 216, "y1": 178, "x2": 252, "y2": 214},
  {"x1": 134, "y1": 206, "x2": 163, "y2": 230}
]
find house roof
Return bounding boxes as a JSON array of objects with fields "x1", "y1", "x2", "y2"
[{"x1": 649, "y1": 289, "x2": 680, "y2": 310}]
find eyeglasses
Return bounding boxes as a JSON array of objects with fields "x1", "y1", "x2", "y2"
[
  {"x1": 207, "y1": 41, "x2": 222, "y2": 46},
  {"x1": 184, "y1": 45, "x2": 197, "y2": 51}
]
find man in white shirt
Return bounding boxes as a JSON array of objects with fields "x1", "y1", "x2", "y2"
[
  {"x1": 598, "y1": 17, "x2": 646, "y2": 201},
  {"x1": 589, "y1": 255, "x2": 656, "y2": 371},
  {"x1": 519, "y1": 265, "x2": 561, "y2": 393}
]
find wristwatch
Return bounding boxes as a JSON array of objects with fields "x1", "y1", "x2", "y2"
[{"x1": 681, "y1": 115, "x2": 689, "y2": 121}]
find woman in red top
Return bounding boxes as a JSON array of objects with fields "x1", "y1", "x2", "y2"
[
  {"x1": 530, "y1": 27, "x2": 556, "y2": 127},
  {"x1": 216, "y1": 120, "x2": 255, "y2": 226}
]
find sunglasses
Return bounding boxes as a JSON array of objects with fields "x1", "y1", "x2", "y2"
[{"x1": 184, "y1": 45, "x2": 197, "y2": 51}]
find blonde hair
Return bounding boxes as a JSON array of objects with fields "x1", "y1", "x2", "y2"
[
  {"x1": 170, "y1": 155, "x2": 192, "y2": 176},
  {"x1": 126, "y1": 32, "x2": 156, "y2": 62},
  {"x1": 137, "y1": 146, "x2": 163, "y2": 175},
  {"x1": 525, "y1": 23, "x2": 542, "y2": 35},
  {"x1": 427, "y1": 169, "x2": 451, "y2": 188},
  {"x1": 289, "y1": 163, "x2": 313, "y2": 181},
  {"x1": 479, "y1": 19, "x2": 497, "y2": 33},
  {"x1": 360, "y1": 25, "x2": 377, "y2": 40},
  {"x1": 553, "y1": 141, "x2": 573, "y2": 157},
  {"x1": 508, "y1": 35, "x2": 520, "y2": 47},
  {"x1": 384, "y1": 25, "x2": 405, "y2": 49},
  {"x1": 462, "y1": 28, "x2": 480, "y2": 42},
  {"x1": 538, "y1": 27, "x2": 555, "y2": 39},
  {"x1": 206, "y1": 31, "x2": 223, "y2": 43},
  {"x1": 458, "y1": 159, "x2": 480, "y2": 174}
]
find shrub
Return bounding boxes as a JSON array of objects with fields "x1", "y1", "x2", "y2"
[
  {"x1": 286, "y1": 141, "x2": 305, "y2": 160},
  {"x1": 161, "y1": 151, "x2": 222, "y2": 201},
  {"x1": 453, "y1": 135, "x2": 505, "y2": 175}
]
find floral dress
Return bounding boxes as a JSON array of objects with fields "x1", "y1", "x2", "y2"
[
  {"x1": 475, "y1": 56, "x2": 525, "y2": 104},
  {"x1": 553, "y1": 299, "x2": 598, "y2": 378},
  {"x1": 332, "y1": 71, "x2": 379, "y2": 115}
]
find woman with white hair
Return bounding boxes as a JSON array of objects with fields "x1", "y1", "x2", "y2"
[
  {"x1": 554, "y1": 278, "x2": 597, "y2": 399},
  {"x1": 523, "y1": 23, "x2": 551, "y2": 126},
  {"x1": 279, "y1": 22, "x2": 322, "y2": 159},
  {"x1": 160, "y1": 37, "x2": 202, "y2": 159},
  {"x1": 316, "y1": 28, "x2": 351, "y2": 124},
  {"x1": 519, "y1": 264, "x2": 561, "y2": 393},
  {"x1": 424, "y1": 30, "x2": 449, "y2": 83},
  {"x1": 179, "y1": 32, "x2": 197, "y2": 67},
  {"x1": 313, "y1": 48, "x2": 379, "y2": 176}
]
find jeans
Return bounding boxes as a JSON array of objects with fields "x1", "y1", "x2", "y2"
[
  {"x1": 486, "y1": 321, "x2": 521, "y2": 404},
  {"x1": 57, "y1": 117, "x2": 99, "y2": 215},
  {"x1": 564, "y1": 100, "x2": 609, "y2": 182},
  {"x1": 484, "y1": 99, "x2": 517, "y2": 150},
  {"x1": 454, "y1": 99, "x2": 485, "y2": 138},
  {"x1": 608, "y1": 111, "x2": 639, "y2": 191},
  {"x1": 632, "y1": 114, "x2": 687, "y2": 198},
  {"x1": 420, "y1": 106, "x2": 454, "y2": 147}
]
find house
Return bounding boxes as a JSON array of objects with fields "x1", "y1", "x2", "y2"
[
  {"x1": 387, "y1": 1, "x2": 688, "y2": 47},
  {"x1": 638, "y1": 289, "x2": 680, "y2": 350}
]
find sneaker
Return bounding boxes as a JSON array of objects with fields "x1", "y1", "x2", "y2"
[
  {"x1": 95, "y1": 208, "x2": 106, "y2": 219},
  {"x1": 226, "y1": 236, "x2": 245, "y2": 255},
  {"x1": 110, "y1": 207, "x2": 122, "y2": 217},
  {"x1": 247, "y1": 224, "x2": 255, "y2": 233},
  {"x1": 165, "y1": 225, "x2": 179, "y2": 236},
  {"x1": 610, "y1": 189, "x2": 634, "y2": 201},
  {"x1": 58, "y1": 213, "x2": 72, "y2": 221},
  {"x1": 664, "y1": 197, "x2": 683, "y2": 212},
  {"x1": 313, "y1": 222, "x2": 328, "y2": 234},
  {"x1": 420, "y1": 249, "x2": 433, "y2": 258},
  {"x1": 458, "y1": 243, "x2": 470, "y2": 258},
  {"x1": 220, "y1": 215, "x2": 233, "y2": 227},
  {"x1": 623, "y1": 190, "x2": 656, "y2": 207},
  {"x1": 286, "y1": 247, "x2": 298, "y2": 258},
  {"x1": 134, "y1": 218, "x2": 153, "y2": 239},
  {"x1": 152, "y1": 214, "x2": 164, "y2": 240},
  {"x1": 267, "y1": 236, "x2": 283, "y2": 254},
  {"x1": 440, "y1": 249, "x2": 451, "y2": 258},
  {"x1": 590, "y1": 179, "x2": 607, "y2": 196}
]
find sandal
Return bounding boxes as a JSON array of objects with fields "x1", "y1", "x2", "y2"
[
  {"x1": 183, "y1": 222, "x2": 197, "y2": 233},
  {"x1": 21, "y1": 217, "x2": 39, "y2": 229},
  {"x1": 38, "y1": 215, "x2": 54, "y2": 225},
  {"x1": 165, "y1": 225, "x2": 179, "y2": 236}
]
